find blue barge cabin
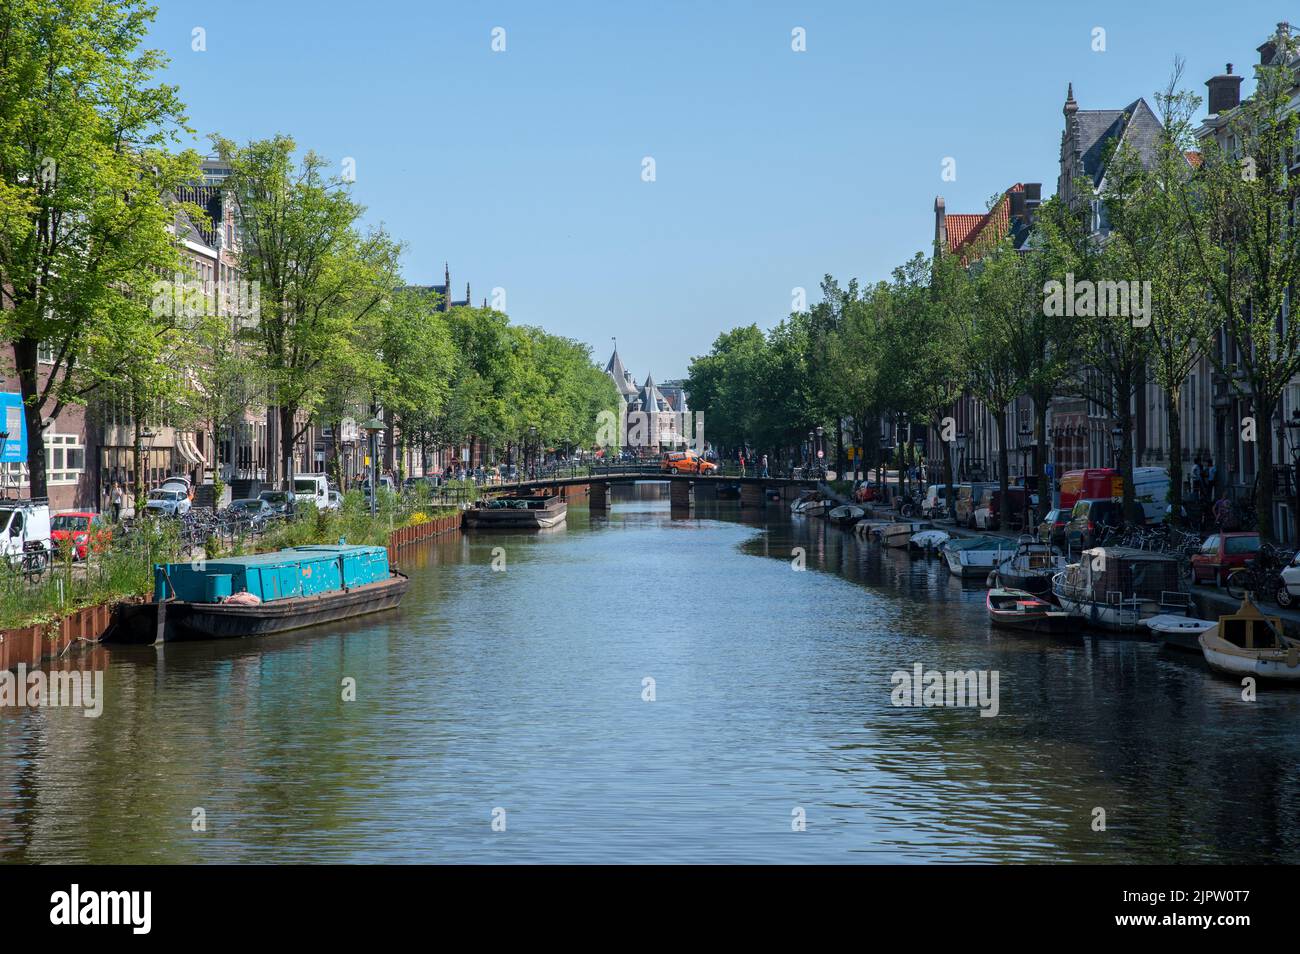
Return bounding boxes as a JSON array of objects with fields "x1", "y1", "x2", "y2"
[{"x1": 111, "y1": 543, "x2": 408, "y2": 644}]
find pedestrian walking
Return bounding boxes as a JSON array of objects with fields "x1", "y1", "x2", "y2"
[
  {"x1": 760, "y1": 454, "x2": 769, "y2": 478},
  {"x1": 111, "y1": 482, "x2": 123, "y2": 523},
  {"x1": 739, "y1": 452, "x2": 746, "y2": 476}
]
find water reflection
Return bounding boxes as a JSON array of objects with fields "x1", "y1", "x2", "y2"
[{"x1": 0, "y1": 482, "x2": 1297, "y2": 862}]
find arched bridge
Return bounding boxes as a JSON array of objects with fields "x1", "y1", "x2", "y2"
[{"x1": 491, "y1": 464, "x2": 821, "y2": 511}]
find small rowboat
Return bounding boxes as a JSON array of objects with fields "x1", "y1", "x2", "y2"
[
  {"x1": 986, "y1": 587, "x2": 1073, "y2": 634},
  {"x1": 1143, "y1": 614, "x2": 1216, "y2": 654},
  {"x1": 1199, "y1": 596, "x2": 1300, "y2": 682}
]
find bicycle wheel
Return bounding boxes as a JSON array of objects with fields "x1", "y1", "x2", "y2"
[{"x1": 1225, "y1": 569, "x2": 1249, "y2": 600}]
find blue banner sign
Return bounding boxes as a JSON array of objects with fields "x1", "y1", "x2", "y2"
[{"x1": 0, "y1": 393, "x2": 28, "y2": 463}]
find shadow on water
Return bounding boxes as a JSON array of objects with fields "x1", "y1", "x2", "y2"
[{"x1": 0, "y1": 482, "x2": 1297, "y2": 862}]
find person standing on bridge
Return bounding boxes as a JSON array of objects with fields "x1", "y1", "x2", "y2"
[
  {"x1": 760, "y1": 454, "x2": 769, "y2": 478},
  {"x1": 739, "y1": 452, "x2": 746, "y2": 476}
]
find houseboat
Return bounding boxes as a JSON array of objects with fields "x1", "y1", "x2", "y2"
[
  {"x1": 1052, "y1": 547, "x2": 1190, "y2": 631},
  {"x1": 994, "y1": 537, "x2": 1069, "y2": 595},
  {"x1": 1198, "y1": 596, "x2": 1300, "y2": 681},
  {"x1": 112, "y1": 543, "x2": 408, "y2": 643},
  {"x1": 464, "y1": 492, "x2": 567, "y2": 529}
]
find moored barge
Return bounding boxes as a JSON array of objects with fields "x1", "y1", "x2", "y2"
[
  {"x1": 112, "y1": 543, "x2": 408, "y2": 644},
  {"x1": 464, "y1": 492, "x2": 567, "y2": 529}
]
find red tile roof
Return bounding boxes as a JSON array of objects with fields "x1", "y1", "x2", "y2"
[
  {"x1": 945, "y1": 183, "x2": 1023, "y2": 263},
  {"x1": 1185, "y1": 150, "x2": 1203, "y2": 168}
]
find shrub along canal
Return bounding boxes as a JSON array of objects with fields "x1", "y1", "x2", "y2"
[{"x1": 0, "y1": 482, "x2": 1297, "y2": 862}]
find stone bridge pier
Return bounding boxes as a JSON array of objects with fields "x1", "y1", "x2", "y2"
[
  {"x1": 590, "y1": 481, "x2": 609, "y2": 511},
  {"x1": 670, "y1": 480, "x2": 692, "y2": 511},
  {"x1": 740, "y1": 483, "x2": 766, "y2": 508}
]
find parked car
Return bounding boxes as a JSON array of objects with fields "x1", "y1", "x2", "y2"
[
  {"x1": 226, "y1": 497, "x2": 276, "y2": 529},
  {"x1": 50, "y1": 511, "x2": 112, "y2": 560},
  {"x1": 661, "y1": 451, "x2": 717, "y2": 475},
  {"x1": 973, "y1": 488, "x2": 1037, "y2": 531},
  {"x1": 953, "y1": 482, "x2": 992, "y2": 529},
  {"x1": 854, "y1": 481, "x2": 880, "y2": 503},
  {"x1": 362, "y1": 475, "x2": 398, "y2": 497},
  {"x1": 144, "y1": 488, "x2": 191, "y2": 518},
  {"x1": 1278, "y1": 551, "x2": 1300, "y2": 608},
  {"x1": 1189, "y1": 532, "x2": 1261, "y2": 586},
  {"x1": 921, "y1": 484, "x2": 949, "y2": 517},
  {"x1": 1037, "y1": 508, "x2": 1071, "y2": 547},
  {"x1": 1066, "y1": 498, "x2": 1125, "y2": 548},
  {"x1": 257, "y1": 490, "x2": 293, "y2": 516},
  {"x1": 326, "y1": 490, "x2": 344, "y2": 510},
  {"x1": 291, "y1": 472, "x2": 331, "y2": 510}
]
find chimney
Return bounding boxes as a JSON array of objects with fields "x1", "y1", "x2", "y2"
[
  {"x1": 1206, "y1": 63, "x2": 1243, "y2": 114},
  {"x1": 1023, "y1": 183, "x2": 1042, "y2": 223},
  {"x1": 1009, "y1": 188, "x2": 1027, "y2": 225},
  {"x1": 934, "y1": 196, "x2": 947, "y2": 253}
]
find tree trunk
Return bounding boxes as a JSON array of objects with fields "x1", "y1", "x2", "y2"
[
  {"x1": 1256, "y1": 396, "x2": 1277, "y2": 541},
  {"x1": 279, "y1": 405, "x2": 296, "y2": 490},
  {"x1": 14, "y1": 337, "x2": 47, "y2": 499},
  {"x1": 995, "y1": 411, "x2": 1009, "y2": 530},
  {"x1": 1166, "y1": 385, "x2": 1184, "y2": 527},
  {"x1": 132, "y1": 413, "x2": 145, "y2": 513},
  {"x1": 1034, "y1": 397, "x2": 1049, "y2": 526},
  {"x1": 1119, "y1": 408, "x2": 1138, "y2": 525}
]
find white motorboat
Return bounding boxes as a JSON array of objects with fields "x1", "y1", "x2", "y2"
[
  {"x1": 1052, "y1": 547, "x2": 1191, "y2": 631},
  {"x1": 994, "y1": 537, "x2": 1068, "y2": 595},
  {"x1": 1198, "y1": 596, "x2": 1300, "y2": 681},
  {"x1": 942, "y1": 537, "x2": 1013, "y2": 579},
  {"x1": 827, "y1": 504, "x2": 865, "y2": 528},
  {"x1": 909, "y1": 529, "x2": 951, "y2": 553},
  {"x1": 879, "y1": 521, "x2": 932, "y2": 548}
]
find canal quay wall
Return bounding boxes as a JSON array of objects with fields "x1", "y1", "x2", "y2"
[{"x1": 0, "y1": 508, "x2": 473, "y2": 673}]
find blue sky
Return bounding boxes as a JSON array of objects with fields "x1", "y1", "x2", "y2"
[{"x1": 148, "y1": 0, "x2": 1279, "y2": 380}]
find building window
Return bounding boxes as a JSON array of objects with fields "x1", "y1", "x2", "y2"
[
  {"x1": 37, "y1": 341, "x2": 55, "y2": 364},
  {"x1": 45, "y1": 432, "x2": 85, "y2": 485}
]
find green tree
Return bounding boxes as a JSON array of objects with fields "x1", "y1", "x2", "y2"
[
  {"x1": 0, "y1": 0, "x2": 196, "y2": 496},
  {"x1": 1174, "y1": 37, "x2": 1300, "y2": 539}
]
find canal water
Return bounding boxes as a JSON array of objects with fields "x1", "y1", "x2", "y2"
[{"x1": 2, "y1": 482, "x2": 1298, "y2": 863}]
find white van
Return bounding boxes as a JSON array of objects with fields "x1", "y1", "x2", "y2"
[
  {"x1": 1131, "y1": 467, "x2": 1171, "y2": 524},
  {"x1": 292, "y1": 473, "x2": 331, "y2": 510},
  {"x1": 0, "y1": 498, "x2": 52, "y2": 569}
]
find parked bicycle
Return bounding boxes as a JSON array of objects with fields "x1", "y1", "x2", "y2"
[{"x1": 1225, "y1": 542, "x2": 1295, "y2": 605}]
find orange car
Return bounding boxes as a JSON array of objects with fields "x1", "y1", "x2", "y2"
[{"x1": 661, "y1": 452, "x2": 717, "y2": 475}]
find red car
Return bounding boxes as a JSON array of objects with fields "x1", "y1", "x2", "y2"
[
  {"x1": 50, "y1": 511, "x2": 112, "y2": 560},
  {"x1": 1189, "y1": 532, "x2": 1260, "y2": 585}
]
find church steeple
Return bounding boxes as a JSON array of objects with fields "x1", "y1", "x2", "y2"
[{"x1": 442, "y1": 262, "x2": 451, "y2": 312}]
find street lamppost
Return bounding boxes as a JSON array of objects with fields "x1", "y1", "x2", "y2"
[
  {"x1": 363, "y1": 416, "x2": 385, "y2": 518},
  {"x1": 815, "y1": 425, "x2": 824, "y2": 478},
  {"x1": 529, "y1": 425, "x2": 538, "y2": 479},
  {"x1": 1017, "y1": 423, "x2": 1033, "y2": 531}
]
